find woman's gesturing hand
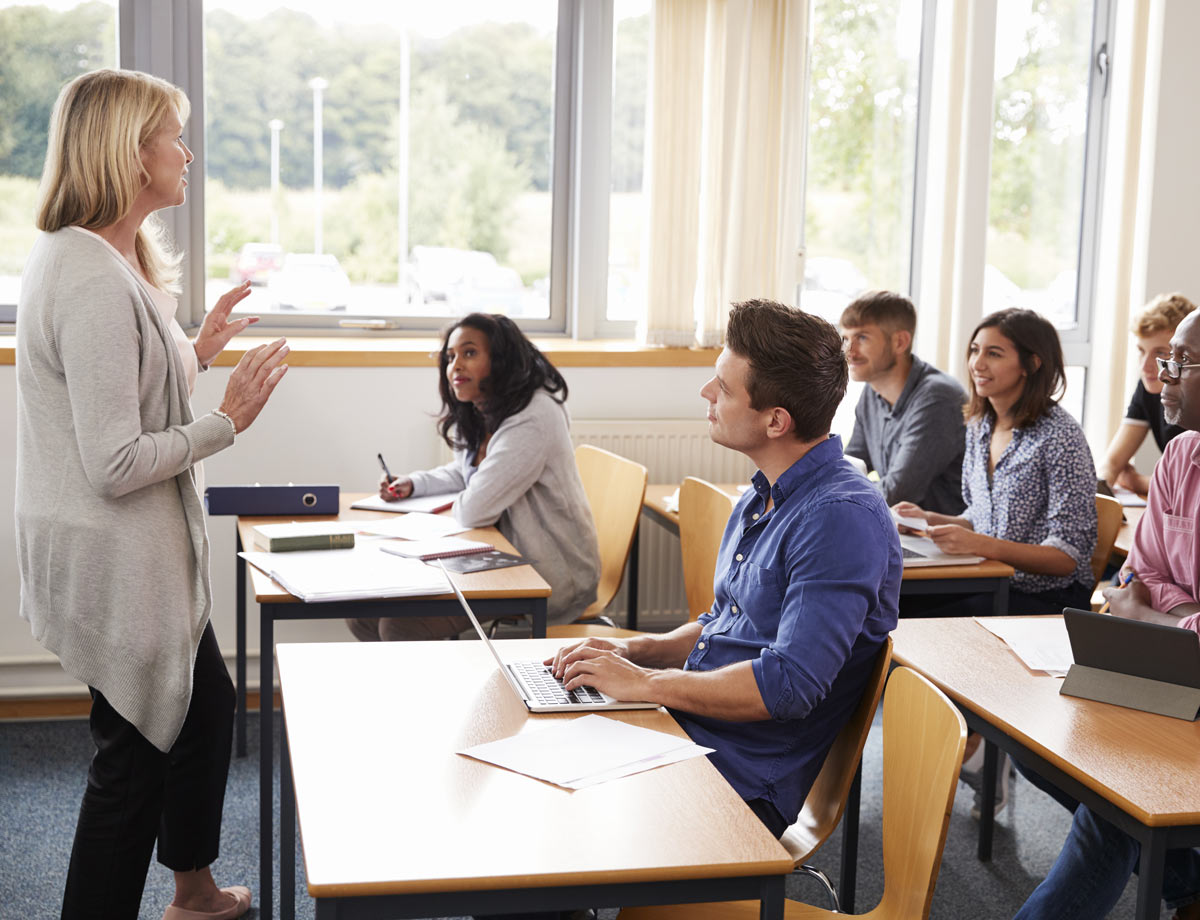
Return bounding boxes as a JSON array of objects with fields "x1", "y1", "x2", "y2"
[
  {"x1": 217, "y1": 338, "x2": 289, "y2": 433},
  {"x1": 194, "y1": 281, "x2": 258, "y2": 367}
]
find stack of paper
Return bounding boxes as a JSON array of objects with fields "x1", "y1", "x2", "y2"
[
  {"x1": 239, "y1": 544, "x2": 450, "y2": 602},
  {"x1": 459, "y1": 714, "x2": 712, "y2": 789},
  {"x1": 1112, "y1": 486, "x2": 1147, "y2": 508},
  {"x1": 974, "y1": 616, "x2": 1074, "y2": 676},
  {"x1": 355, "y1": 512, "x2": 467, "y2": 540}
]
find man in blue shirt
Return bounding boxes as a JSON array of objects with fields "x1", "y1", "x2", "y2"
[{"x1": 550, "y1": 299, "x2": 901, "y2": 837}]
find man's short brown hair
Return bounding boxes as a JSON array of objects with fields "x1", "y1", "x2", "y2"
[
  {"x1": 839, "y1": 291, "x2": 918, "y2": 350},
  {"x1": 725, "y1": 299, "x2": 848, "y2": 441},
  {"x1": 1132, "y1": 292, "x2": 1196, "y2": 338}
]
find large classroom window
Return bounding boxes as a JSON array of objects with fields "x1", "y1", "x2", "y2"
[
  {"x1": 203, "y1": 1, "x2": 559, "y2": 329},
  {"x1": 0, "y1": 0, "x2": 118, "y2": 321},
  {"x1": 0, "y1": 0, "x2": 1113, "y2": 384},
  {"x1": 800, "y1": 0, "x2": 926, "y2": 328}
]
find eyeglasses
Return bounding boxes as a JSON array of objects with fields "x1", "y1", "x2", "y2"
[{"x1": 1156, "y1": 356, "x2": 1200, "y2": 380}]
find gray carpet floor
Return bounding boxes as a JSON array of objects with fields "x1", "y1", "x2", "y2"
[{"x1": 0, "y1": 710, "x2": 1168, "y2": 919}]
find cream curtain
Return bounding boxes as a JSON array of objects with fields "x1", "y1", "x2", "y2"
[{"x1": 642, "y1": 0, "x2": 808, "y2": 347}]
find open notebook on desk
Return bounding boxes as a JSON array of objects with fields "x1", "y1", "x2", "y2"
[{"x1": 239, "y1": 544, "x2": 450, "y2": 602}]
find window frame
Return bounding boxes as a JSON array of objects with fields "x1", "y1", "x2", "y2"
[{"x1": 119, "y1": 0, "x2": 637, "y2": 338}]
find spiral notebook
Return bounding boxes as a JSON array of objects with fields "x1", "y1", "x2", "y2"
[{"x1": 380, "y1": 537, "x2": 494, "y2": 561}]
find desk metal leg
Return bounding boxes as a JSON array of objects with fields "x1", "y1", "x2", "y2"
[
  {"x1": 626, "y1": 523, "x2": 640, "y2": 631},
  {"x1": 236, "y1": 529, "x2": 247, "y2": 758},
  {"x1": 281, "y1": 706, "x2": 295, "y2": 920},
  {"x1": 532, "y1": 598, "x2": 548, "y2": 638},
  {"x1": 1136, "y1": 830, "x2": 1168, "y2": 920},
  {"x1": 260, "y1": 607, "x2": 275, "y2": 920},
  {"x1": 838, "y1": 763, "x2": 862, "y2": 913},
  {"x1": 758, "y1": 875, "x2": 785, "y2": 920},
  {"x1": 992, "y1": 580, "x2": 1010, "y2": 617},
  {"x1": 978, "y1": 741, "x2": 998, "y2": 861}
]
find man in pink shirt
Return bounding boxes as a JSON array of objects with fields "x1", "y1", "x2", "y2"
[
  {"x1": 1015, "y1": 310, "x2": 1200, "y2": 920},
  {"x1": 1109, "y1": 310, "x2": 1200, "y2": 635}
]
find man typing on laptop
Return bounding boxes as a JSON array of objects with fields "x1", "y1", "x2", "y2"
[
  {"x1": 1014, "y1": 310, "x2": 1200, "y2": 920},
  {"x1": 548, "y1": 300, "x2": 901, "y2": 838}
]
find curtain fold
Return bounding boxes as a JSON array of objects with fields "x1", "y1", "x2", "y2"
[{"x1": 643, "y1": 0, "x2": 808, "y2": 347}]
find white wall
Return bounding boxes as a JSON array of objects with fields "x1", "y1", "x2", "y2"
[{"x1": 0, "y1": 362, "x2": 719, "y2": 696}]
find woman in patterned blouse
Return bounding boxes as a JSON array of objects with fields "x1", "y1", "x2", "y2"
[{"x1": 894, "y1": 308, "x2": 1098, "y2": 616}]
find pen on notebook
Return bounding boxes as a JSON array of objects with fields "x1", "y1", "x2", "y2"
[
  {"x1": 1097, "y1": 571, "x2": 1135, "y2": 614},
  {"x1": 377, "y1": 453, "x2": 397, "y2": 494}
]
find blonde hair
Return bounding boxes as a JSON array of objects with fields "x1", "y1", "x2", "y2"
[
  {"x1": 36, "y1": 69, "x2": 190, "y2": 293},
  {"x1": 1132, "y1": 292, "x2": 1196, "y2": 339}
]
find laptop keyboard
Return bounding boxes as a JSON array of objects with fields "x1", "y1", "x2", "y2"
[
  {"x1": 509, "y1": 660, "x2": 607, "y2": 706},
  {"x1": 902, "y1": 546, "x2": 925, "y2": 559}
]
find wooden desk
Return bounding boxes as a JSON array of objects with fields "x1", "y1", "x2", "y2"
[
  {"x1": 891, "y1": 617, "x2": 1200, "y2": 920},
  {"x1": 1113, "y1": 504, "x2": 1145, "y2": 561},
  {"x1": 275, "y1": 639, "x2": 793, "y2": 920},
  {"x1": 232, "y1": 494, "x2": 551, "y2": 920},
  {"x1": 639, "y1": 483, "x2": 1016, "y2": 618}
]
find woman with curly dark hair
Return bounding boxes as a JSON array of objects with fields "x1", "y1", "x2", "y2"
[{"x1": 347, "y1": 313, "x2": 600, "y2": 640}]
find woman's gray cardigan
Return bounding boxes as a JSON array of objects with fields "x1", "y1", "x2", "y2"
[{"x1": 15, "y1": 229, "x2": 234, "y2": 752}]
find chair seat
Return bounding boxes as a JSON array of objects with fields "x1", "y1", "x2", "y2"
[{"x1": 546, "y1": 623, "x2": 643, "y2": 640}]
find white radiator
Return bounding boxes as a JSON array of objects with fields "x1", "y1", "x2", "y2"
[
  {"x1": 440, "y1": 419, "x2": 754, "y2": 630},
  {"x1": 571, "y1": 420, "x2": 754, "y2": 629}
]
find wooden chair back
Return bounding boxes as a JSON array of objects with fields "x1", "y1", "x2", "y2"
[
  {"x1": 780, "y1": 638, "x2": 893, "y2": 865},
  {"x1": 679, "y1": 477, "x2": 736, "y2": 622},
  {"x1": 574, "y1": 444, "x2": 648, "y2": 619},
  {"x1": 1091, "y1": 493, "x2": 1124, "y2": 585},
  {"x1": 871, "y1": 666, "x2": 967, "y2": 920}
]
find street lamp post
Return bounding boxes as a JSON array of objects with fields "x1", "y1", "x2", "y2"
[
  {"x1": 268, "y1": 118, "x2": 284, "y2": 246},
  {"x1": 309, "y1": 77, "x2": 328, "y2": 255}
]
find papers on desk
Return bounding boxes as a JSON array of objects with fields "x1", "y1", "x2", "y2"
[
  {"x1": 354, "y1": 512, "x2": 467, "y2": 540},
  {"x1": 239, "y1": 544, "x2": 450, "y2": 602},
  {"x1": 891, "y1": 508, "x2": 928, "y2": 533},
  {"x1": 1111, "y1": 486, "x2": 1147, "y2": 508},
  {"x1": 974, "y1": 616, "x2": 1074, "y2": 677},
  {"x1": 662, "y1": 488, "x2": 680, "y2": 513},
  {"x1": 350, "y1": 492, "x2": 460, "y2": 514},
  {"x1": 459, "y1": 714, "x2": 713, "y2": 790}
]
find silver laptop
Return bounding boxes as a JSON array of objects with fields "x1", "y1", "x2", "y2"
[
  {"x1": 899, "y1": 533, "x2": 984, "y2": 568},
  {"x1": 438, "y1": 562, "x2": 659, "y2": 713}
]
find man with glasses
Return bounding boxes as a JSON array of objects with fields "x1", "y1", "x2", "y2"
[{"x1": 1014, "y1": 311, "x2": 1200, "y2": 920}]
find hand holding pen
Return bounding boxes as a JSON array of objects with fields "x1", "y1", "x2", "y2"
[
  {"x1": 1098, "y1": 571, "x2": 1136, "y2": 615},
  {"x1": 377, "y1": 452, "x2": 414, "y2": 501}
]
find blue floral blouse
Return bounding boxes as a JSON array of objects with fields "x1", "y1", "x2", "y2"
[{"x1": 962, "y1": 404, "x2": 1097, "y2": 594}]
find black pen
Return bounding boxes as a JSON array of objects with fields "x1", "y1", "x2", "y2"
[{"x1": 377, "y1": 453, "x2": 397, "y2": 494}]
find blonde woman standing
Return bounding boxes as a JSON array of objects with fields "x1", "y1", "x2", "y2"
[{"x1": 15, "y1": 69, "x2": 287, "y2": 920}]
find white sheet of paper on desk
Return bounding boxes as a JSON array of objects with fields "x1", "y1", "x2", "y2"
[
  {"x1": 459, "y1": 713, "x2": 711, "y2": 789},
  {"x1": 350, "y1": 492, "x2": 460, "y2": 513},
  {"x1": 560, "y1": 743, "x2": 714, "y2": 789},
  {"x1": 239, "y1": 544, "x2": 450, "y2": 602},
  {"x1": 974, "y1": 616, "x2": 1074, "y2": 677},
  {"x1": 355, "y1": 512, "x2": 467, "y2": 539},
  {"x1": 1111, "y1": 486, "x2": 1147, "y2": 508}
]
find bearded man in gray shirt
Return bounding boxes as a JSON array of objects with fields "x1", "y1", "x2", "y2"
[{"x1": 841, "y1": 291, "x2": 967, "y2": 516}]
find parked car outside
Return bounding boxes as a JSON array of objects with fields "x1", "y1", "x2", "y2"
[
  {"x1": 267, "y1": 253, "x2": 352, "y2": 311},
  {"x1": 230, "y1": 242, "x2": 284, "y2": 285},
  {"x1": 409, "y1": 246, "x2": 530, "y2": 315}
]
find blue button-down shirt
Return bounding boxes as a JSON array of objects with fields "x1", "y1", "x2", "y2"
[{"x1": 673, "y1": 435, "x2": 901, "y2": 824}]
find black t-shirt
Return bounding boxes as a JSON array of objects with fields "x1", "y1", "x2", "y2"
[{"x1": 1125, "y1": 379, "x2": 1182, "y2": 451}]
